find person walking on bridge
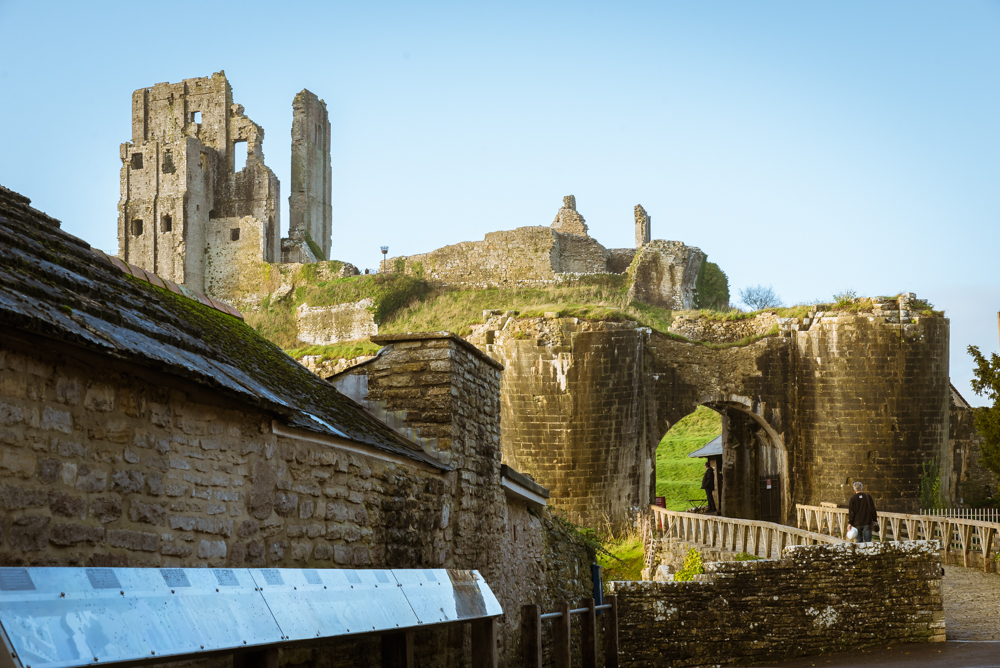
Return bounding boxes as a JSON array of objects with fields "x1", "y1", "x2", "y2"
[
  {"x1": 847, "y1": 481, "x2": 878, "y2": 543},
  {"x1": 701, "y1": 461, "x2": 717, "y2": 514}
]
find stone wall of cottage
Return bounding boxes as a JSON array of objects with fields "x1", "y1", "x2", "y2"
[{"x1": 0, "y1": 333, "x2": 592, "y2": 667}]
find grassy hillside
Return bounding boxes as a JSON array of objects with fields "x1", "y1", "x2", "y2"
[
  {"x1": 245, "y1": 272, "x2": 677, "y2": 353},
  {"x1": 656, "y1": 406, "x2": 722, "y2": 511}
]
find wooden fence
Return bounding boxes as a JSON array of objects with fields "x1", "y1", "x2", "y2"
[
  {"x1": 796, "y1": 503, "x2": 1000, "y2": 571},
  {"x1": 521, "y1": 598, "x2": 617, "y2": 668},
  {"x1": 649, "y1": 505, "x2": 844, "y2": 561},
  {"x1": 920, "y1": 507, "x2": 1000, "y2": 523}
]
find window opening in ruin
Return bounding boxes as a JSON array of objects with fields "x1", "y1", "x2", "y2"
[
  {"x1": 208, "y1": 209, "x2": 218, "y2": 219},
  {"x1": 161, "y1": 149, "x2": 175, "y2": 175},
  {"x1": 233, "y1": 140, "x2": 247, "y2": 172},
  {"x1": 191, "y1": 111, "x2": 202, "y2": 124},
  {"x1": 131, "y1": 219, "x2": 143, "y2": 237},
  {"x1": 161, "y1": 215, "x2": 172, "y2": 233},
  {"x1": 199, "y1": 153, "x2": 208, "y2": 170},
  {"x1": 231, "y1": 228, "x2": 240, "y2": 242},
  {"x1": 130, "y1": 153, "x2": 143, "y2": 170},
  {"x1": 266, "y1": 218, "x2": 274, "y2": 260}
]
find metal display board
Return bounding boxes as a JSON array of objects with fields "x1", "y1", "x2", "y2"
[
  {"x1": 248, "y1": 568, "x2": 418, "y2": 640},
  {"x1": 0, "y1": 568, "x2": 281, "y2": 668},
  {"x1": 0, "y1": 568, "x2": 502, "y2": 668},
  {"x1": 392, "y1": 569, "x2": 502, "y2": 625}
]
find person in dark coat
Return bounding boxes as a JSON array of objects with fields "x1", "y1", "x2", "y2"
[
  {"x1": 701, "y1": 462, "x2": 717, "y2": 513},
  {"x1": 847, "y1": 481, "x2": 878, "y2": 543}
]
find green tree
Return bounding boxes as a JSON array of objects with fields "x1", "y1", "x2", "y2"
[
  {"x1": 967, "y1": 345, "x2": 1000, "y2": 476},
  {"x1": 695, "y1": 259, "x2": 730, "y2": 310}
]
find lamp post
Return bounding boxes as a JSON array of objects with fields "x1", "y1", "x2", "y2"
[{"x1": 380, "y1": 246, "x2": 388, "y2": 274}]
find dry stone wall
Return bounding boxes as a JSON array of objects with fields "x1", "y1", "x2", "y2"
[{"x1": 609, "y1": 541, "x2": 944, "y2": 668}]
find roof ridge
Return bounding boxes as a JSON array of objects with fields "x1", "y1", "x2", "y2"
[{"x1": 88, "y1": 247, "x2": 244, "y2": 321}]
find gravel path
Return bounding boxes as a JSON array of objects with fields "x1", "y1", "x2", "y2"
[{"x1": 943, "y1": 565, "x2": 1000, "y2": 641}]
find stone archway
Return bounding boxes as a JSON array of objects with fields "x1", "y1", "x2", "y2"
[{"x1": 700, "y1": 394, "x2": 790, "y2": 525}]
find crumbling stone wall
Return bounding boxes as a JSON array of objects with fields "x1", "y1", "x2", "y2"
[
  {"x1": 550, "y1": 195, "x2": 589, "y2": 236},
  {"x1": 950, "y1": 387, "x2": 997, "y2": 507},
  {"x1": 119, "y1": 71, "x2": 281, "y2": 293},
  {"x1": 609, "y1": 541, "x2": 944, "y2": 668},
  {"x1": 203, "y1": 215, "x2": 266, "y2": 300},
  {"x1": 634, "y1": 204, "x2": 650, "y2": 248},
  {"x1": 287, "y1": 89, "x2": 332, "y2": 262},
  {"x1": 626, "y1": 240, "x2": 703, "y2": 310},
  {"x1": 296, "y1": 299, "x2": 378, "y2": 345}
]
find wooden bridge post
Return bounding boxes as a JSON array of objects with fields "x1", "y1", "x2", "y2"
[
  {"x1": 580, "y1": 598, "x2": 597, "y2": 668},
  {"x1": 520, "y1": 604, "x2": 541, "y2": 668},
  {"x1": 552, "y1": 601, "x2": 571, "y2": 668},
  {"x1": 603, "y1": 596, "x2": 619, "y2": 668},
  {"x1": 983, "y1": 528, "x2": 996, "y2": 573},
  {"x1": 471, "y1": 618, "x2": 497, "y2": 668}
]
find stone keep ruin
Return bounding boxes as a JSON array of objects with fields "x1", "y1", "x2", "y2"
[{"x1": 118, "y1": 71, "x2": 334, "y2": 296}]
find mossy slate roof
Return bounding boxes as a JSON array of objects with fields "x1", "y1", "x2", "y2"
[{"x1": 0, "y1": 185, "x2": 444, "y2": 469}]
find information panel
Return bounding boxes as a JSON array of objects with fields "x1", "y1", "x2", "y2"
[{"x1": 0, "y1": 568, "x2": 502, "y2": 668}]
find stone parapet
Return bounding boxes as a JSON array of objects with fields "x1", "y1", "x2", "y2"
[
  {"x1": 610, "y1": 541, "x2": 945, "y2": 668},
  {"x1": 296, "y1": 299, "x2": 377, "y2": 345}
]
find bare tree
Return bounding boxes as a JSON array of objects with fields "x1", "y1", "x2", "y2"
[{"x1": 738, "y1": 284, "x2": 784, "y2": 310}]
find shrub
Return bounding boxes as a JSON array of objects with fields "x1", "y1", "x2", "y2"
[{"x1": 674, "y1": 548, "x2": 704, "y2": 581}]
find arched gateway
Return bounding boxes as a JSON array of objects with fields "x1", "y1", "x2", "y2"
[{"x1": 473, "y1": 295, "x2": 952, "y2": 529}]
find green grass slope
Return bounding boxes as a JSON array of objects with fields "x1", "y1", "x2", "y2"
[{"x1": 656, "y1": 406, "x2": 722, "y2": 511}]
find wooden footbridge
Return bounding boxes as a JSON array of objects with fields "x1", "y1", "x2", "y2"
[{"x1": 648, "y1": 504, "x2": 1000, "y2": 571}]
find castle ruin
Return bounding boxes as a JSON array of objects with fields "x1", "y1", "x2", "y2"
[{"x1": 118, "y1": 72, "x2": 334, "y2": 294}]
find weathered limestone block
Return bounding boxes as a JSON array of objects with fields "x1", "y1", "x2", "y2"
[
  {"x1": 669, "y1": 310, "x2": 781, "y2": 343},
  {"x1": 626, "y1": 239, "x2": 704, "y2": 310},
  {"x1": 295, "y1": 299, "x2": 377, "y2": 345}
]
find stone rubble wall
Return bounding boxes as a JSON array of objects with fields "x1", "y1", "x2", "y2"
[
  {"x1": 295, "y1": 299, "x2": 378, "y2": 345},
  {"x1": 609, "y1": 541, "x2": 945, "y2": 668},
  {"x1": 668, "y1": 311, "x2": 782, "y2": 344}
]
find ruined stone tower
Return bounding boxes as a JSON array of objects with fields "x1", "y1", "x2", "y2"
[
  {"x1": 635, "y1": 204, "x2": 651, "y2": 248},
  {"x1": 286, "y1": 89, "x2": 332, "y2": 263},
  {"x1": 550, "y1": 195, "x2": 589, "y2": 236},
  {"x1": 117, "y1": 71, "x2": 281, "y2": 294}
]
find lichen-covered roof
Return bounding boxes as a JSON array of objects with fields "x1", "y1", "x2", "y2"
[{"x1": 0, "y1": 184, "x2": 446, "y2": 470}]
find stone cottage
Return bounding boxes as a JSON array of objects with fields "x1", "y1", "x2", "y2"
[{"x1": 0, "y1": 185, "x2": 593, "y2": 667}]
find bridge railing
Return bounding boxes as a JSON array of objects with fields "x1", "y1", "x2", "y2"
[
  {"x1": 649, "y1": 506, "x2": 844, "y2": 563},
  {"x1": 796, "y1": 503, "x2": 1000, "y2": 572}
]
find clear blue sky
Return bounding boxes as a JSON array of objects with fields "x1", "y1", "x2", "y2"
[{"x1": 1, "y1": 1, "x2": 998, "y2": 403}]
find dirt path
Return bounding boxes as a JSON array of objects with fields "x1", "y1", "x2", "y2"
[{"x1": 943, "y1": 565, "x2": 1000, "y2": 640}]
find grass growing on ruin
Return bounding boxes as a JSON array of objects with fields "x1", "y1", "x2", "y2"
[
  {"x1": 656, "y1": 406, "x2": 722, "y2": 511},
  {"x1": 381, "y1": 276, "x2": 676, "y2": 337},
  {"x1": 244, "y1": 273, "x2": 432, "y2": 349},
  {"x1": 285, "y1": 340, "x2": 382, "y2": 362}
]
